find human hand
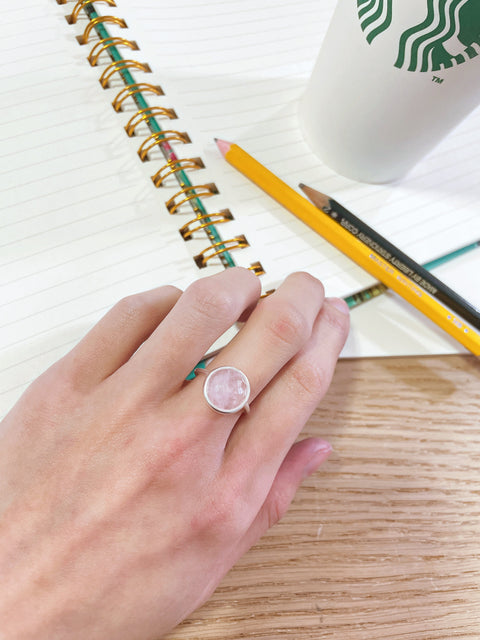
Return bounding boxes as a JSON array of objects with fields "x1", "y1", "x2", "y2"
[{"x1": 0, "y1": 268, "x2": 349, "y2": 640}]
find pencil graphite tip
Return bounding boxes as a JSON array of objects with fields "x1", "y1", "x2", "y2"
[
  {"x1": 298, "y1": 183, "x2": 331, "y2": 210},
  {"x1": 215, "y1": 138, "x2": 232, "y2": 157}
]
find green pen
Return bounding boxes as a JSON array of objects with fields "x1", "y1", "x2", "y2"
[{"x1": 345, "y1": 239, "x2": 480, "y2": 309}]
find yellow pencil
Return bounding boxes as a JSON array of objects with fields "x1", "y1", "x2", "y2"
[{"x1": 215, "y1": 138, "x2": 480, "y2": 356}]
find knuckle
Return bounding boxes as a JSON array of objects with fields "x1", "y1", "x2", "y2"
[
  {"x1": 193, "y1": 486, "x2": 249, "y2": 541},
  {"x1": 322, "y1": 302, "x2": 350, "y2": 338},
  {"x1": 114, "y1": 286, "x2": 182, "y2": 324},
  {"x1": 18, "y1": 365, "x2": 79, "y2": 430},
  {"x1": 267, "y1": 301, "x2": 310, "y2": 349},
  {"x1": 187, "y1": 279, "x2": 237, "y2": 324},
  {"x1": 290, "y1": 359, "x2": 330, "y2": 400},
  {"x1": 114, "y1": 293, "x2": 154, "y2": 324},
  {"x1": 288, "y1": 271, "x2": 325, "y2": 296},
  {"x1": 266, "y1": 485, "x2": 293, "y2": 529},
  {"x1": 231, "y1": 265, "x2": 261, "y2": 289}
]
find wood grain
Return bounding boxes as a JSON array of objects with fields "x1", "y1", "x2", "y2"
[{"x1": 167, "y1": 354, "x2": 480, "y2": 640}]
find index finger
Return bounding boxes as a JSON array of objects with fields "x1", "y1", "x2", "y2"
[{"x1": 118, "y1": 267, "x2": 261, "y2": 398}]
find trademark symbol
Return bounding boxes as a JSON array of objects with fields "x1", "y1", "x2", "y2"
[{"x1": 432, "y1": 76, "x2": 444, "y2": 84}]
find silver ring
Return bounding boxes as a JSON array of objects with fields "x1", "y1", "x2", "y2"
[{"x1": 195, "y1": 366, "x2": 251, "y2": 415}]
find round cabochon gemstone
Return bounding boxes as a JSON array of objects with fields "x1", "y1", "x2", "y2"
[{"x1": 204, "y1": 366, "x2": 250, "y2": 414}]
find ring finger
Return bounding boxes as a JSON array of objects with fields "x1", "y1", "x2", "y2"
[{"x1": 179, "y1": 272, "x2": 325, "y2": 429}]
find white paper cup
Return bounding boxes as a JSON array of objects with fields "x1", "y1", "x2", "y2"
[{"x1": 299, "y1": 0, "x2": 480, "y2": 183}]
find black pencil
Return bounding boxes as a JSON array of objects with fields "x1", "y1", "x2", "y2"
[{"x1": 299, "y1": 183, "x2": 480, "y2": 331}]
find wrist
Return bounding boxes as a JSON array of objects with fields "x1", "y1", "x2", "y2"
[{"x1": 0, "y1": 506, "x2": 55, "y2": 640}]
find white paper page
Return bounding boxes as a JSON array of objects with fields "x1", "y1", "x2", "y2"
[
  {"x1": 116, "y1": 0, "x2": 480, "y2": 357},
  {"x1": 2, "y1": 1, "x2": 480, "y2": 424},
  {"x1": 0, "y1": 1, "x2": 225, "y2": 418}
]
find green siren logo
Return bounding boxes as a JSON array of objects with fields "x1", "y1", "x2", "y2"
[{"x1": 357, "y1": 0, "x2": 480, "y2": 72}]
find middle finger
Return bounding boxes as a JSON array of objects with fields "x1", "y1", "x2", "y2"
[{"x1": 180, "y1": 272, "x2": 325, "y2": 426}]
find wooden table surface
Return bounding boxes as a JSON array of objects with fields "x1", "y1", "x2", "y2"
[{"x1": 168, "y1": 354, "x2": 480, "y2": 640}]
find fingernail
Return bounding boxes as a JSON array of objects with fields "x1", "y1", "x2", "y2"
[
  {"x1": 302, "y1": 440, "x2": 333, "y2": 479},
  {"x1": 326, "y1": 297, "x2": 350, "y2": 315}
]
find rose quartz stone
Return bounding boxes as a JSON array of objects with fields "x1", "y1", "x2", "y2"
[{"x1": 204, "y1": 366, "x2": 250, "y2": 413}]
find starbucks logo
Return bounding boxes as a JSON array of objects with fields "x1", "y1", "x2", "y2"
[{"x1": 357, "y1": 0, "x2": 480, "y2": 72}]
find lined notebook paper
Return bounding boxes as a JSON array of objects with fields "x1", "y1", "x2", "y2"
[{"x1": 2, "y1": 0, "x2": 480, "y2": 417}]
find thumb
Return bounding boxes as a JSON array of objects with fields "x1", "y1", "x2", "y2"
[{"x1": 234, "y1": 438, "x2": 332, "y2": 559}]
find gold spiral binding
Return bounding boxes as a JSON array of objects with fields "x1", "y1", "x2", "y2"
[
  {"x1": 112, "y1": 83, "x2": 163, "y2": 111},
  {"x1": 99, "y1": 60, "x2": 151, "y2": 88},
  {"x1": 166, "y1": 184, "x2": 218, "y2": 215},
  {"x1": 151, "y1": 157, "x2": 203, "y2": 187},
  {"x1": 59, "y1": 0, "x2": 262, "y2": 276},
  {"x1": 66, "y1": 0, "x2": 116, "y2": 24},
  {"x1": 125, "y1": 107, "x2": 177, "y2": 137},
  {"x1": 260, "y1": 289, "x2": 275, "y2": 298},
  {"x1": 249, "y1": 261, "x2": 266, "y2": 276},
  {"x1": 137, "y1": 131, "x2": 191, "y2": 162},
  {"x1": 194, "y1": 236, "x2": 249, "y2": 269},
  {"x1": 77, "y1": 16, "x2": 128, "y2": 45},
  {"x1": 88, "y1": 37, "x2": 139, "y2": 66},
  {"x1": 179, "y1": 210, "x2": 233, "y2": 240}
]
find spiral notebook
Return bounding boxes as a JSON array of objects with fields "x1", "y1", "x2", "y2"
[{"x1": 2, "y1": 0, "x2": 480, "y2": 417}]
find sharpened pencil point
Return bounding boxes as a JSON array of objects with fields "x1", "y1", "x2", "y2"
[
  {"x1": 298, "y1": 183, "x2": 331, "y2": 210},
  {"x1": 215, "y1": 138, "x2": 231, "y2": 158}
]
